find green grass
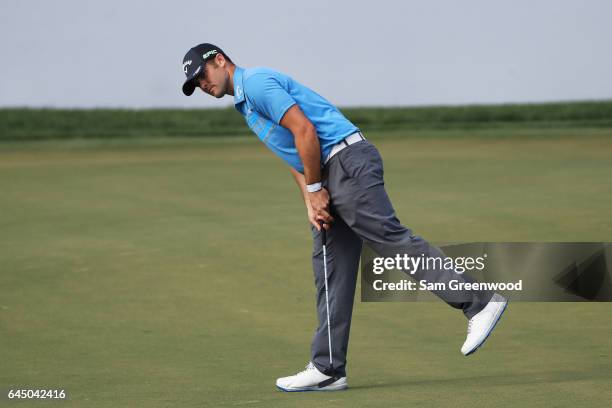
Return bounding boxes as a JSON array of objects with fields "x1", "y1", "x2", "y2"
[
  {"x1": 2, "y1": 100, "x2": 612, "y2": 141},
  {"x1": 1, "y1": 129, "x2": 611, "y2": 407}
]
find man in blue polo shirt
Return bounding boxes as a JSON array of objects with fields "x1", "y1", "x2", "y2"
[{"x1": 181, "y1": 43, "x2": 508, "y2": 392}]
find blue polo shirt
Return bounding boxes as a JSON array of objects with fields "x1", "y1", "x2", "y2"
[{"x1": 232, "y1": 66, "x2": 359, "y2": 173}]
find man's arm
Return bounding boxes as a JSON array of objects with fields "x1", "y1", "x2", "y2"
[
  {"x1": 289, "y1": 167, "x2": 319, "y2": 229},
  {"x1": 282, "y1": 105, "x2": 321, "y2": 185},
  {"x1": 281, "y1": 104, "x2": 333, "y2": 229},
  {"x1": 289, "y1": 166, "x2": 309, "y2": 203}
]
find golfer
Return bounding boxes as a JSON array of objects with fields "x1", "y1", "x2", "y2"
[{"x1": 181, "y1": 43, "x2": 508, "y2": 392}]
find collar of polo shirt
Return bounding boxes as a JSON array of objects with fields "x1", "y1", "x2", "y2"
[{"x1": 233, "y1": 66, "x2": 246, "y2": 105}]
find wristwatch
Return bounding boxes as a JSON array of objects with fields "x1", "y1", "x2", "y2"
[{"x1": 306, "y1": 182, "x2": 322, "y2": 193}]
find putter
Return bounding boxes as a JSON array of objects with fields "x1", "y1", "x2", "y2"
[{"x1": 318, "y1": 221, "x2": 341, "y2": 386}]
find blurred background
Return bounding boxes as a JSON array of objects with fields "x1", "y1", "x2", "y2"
[{"x1": 2, "y1": 0, "x2": 612, "y2": 108}]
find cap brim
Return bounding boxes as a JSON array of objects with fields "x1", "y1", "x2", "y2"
[{"x1": 182, "y1": 76, "x2": 197, "y2": 96}]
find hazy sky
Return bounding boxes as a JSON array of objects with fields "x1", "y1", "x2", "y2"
[{"x1": 1, "y1": 0, "x2": 611, "y2": 108}]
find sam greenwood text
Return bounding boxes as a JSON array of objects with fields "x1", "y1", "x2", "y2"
[{"x1": 372, "y1": 280, "x2": 523, "y2": 291}]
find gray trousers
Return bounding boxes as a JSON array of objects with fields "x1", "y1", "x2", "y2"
[{"x1": 310, "y1": 139, "x2": 493, "y2": 377}]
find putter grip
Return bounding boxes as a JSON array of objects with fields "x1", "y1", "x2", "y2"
[{"x1": 320, "y1": 221, "x2": 326, "y2": 245}]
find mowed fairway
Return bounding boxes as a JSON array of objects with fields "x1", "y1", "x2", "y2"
[{"x1": 1, "y1": 130, "x2": 612, "y2": 407}]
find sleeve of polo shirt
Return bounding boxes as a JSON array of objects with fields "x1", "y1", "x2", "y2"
[{"x1": 244, "y1": 74, "x2": 296, "y2": 124}]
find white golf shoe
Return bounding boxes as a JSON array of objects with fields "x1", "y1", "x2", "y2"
[
  {"x1": 461, "y1": 293, "x2": 508, "y2": 356},
  {"x1": 276, "y1": 362, "x2": 347, "y2": 392}
]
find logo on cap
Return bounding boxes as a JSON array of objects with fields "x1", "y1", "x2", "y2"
[
  {"x1": 202, "y1": 50, "x2": 218, "y2": 60},
  {"x1": 183, "y1": 60, "x2": 192, "y2": 74}
]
